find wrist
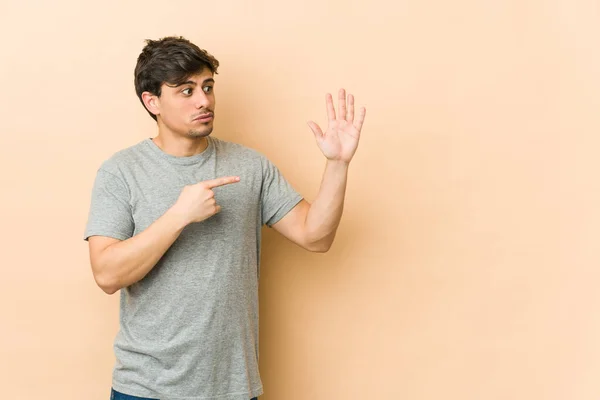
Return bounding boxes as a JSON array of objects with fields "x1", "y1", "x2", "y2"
[
  {"x1": 165, "y1": 205, "x2": 190, "y2": 231},
  {"x1": 326, "y1": 159, "x2": 350, "y2": 169}
]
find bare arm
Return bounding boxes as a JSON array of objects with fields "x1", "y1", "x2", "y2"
[
  {"x1": 88, "y1": 208, "x2": 187, "y2": 295},
  {"x1": 88, "y1": 176, "x2": 240, "y2": 294},
  {"x1": 273, "y1": 89, "x2": 365, "y2": 252},
  {"x1": 273, "y1": 160, "x2": 348, "y2": 252}
]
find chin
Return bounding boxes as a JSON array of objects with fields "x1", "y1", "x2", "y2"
[{"x1": 187, "y1": 128, "x2": 213, "y2": 138}]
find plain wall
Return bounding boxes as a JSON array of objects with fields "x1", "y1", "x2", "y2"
[{"x1": 1, "y1": 0, "x2": 599, "y2": 399}]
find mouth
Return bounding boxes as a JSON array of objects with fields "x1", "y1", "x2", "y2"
[{"x1": 192, "y1": 112, "x2": 214, "y2": 123}]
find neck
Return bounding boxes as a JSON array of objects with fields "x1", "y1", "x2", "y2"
[{"x1": 152, "y1": 128, "x2": 209, "y2": 157}]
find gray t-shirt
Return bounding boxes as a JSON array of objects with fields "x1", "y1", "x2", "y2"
[{"x1": 84, "y1": 136, "x2": 303, "y2": 400}]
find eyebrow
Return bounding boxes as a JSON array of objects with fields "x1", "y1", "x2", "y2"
[{"x1": 171, "y1": 78, "x2": 215, "y2": 87}]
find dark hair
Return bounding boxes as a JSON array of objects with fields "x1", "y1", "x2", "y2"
[{"x1": 134, "y1": 36, "x2": 220, "y2": 120}]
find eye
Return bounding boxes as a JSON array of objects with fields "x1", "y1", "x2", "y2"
[
  {"x1": 182, "y1": 88, "x2": 193, "y2": 96},
  {"x1": 203, "y1": 86, "x2": 213, "y2": 94}
]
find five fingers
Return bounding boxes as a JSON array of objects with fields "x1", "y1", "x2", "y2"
[{"x1": 327, "y1": 89, "x2": 366, "y2": 131}]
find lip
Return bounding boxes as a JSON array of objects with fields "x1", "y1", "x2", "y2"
[{"x1": 193, "y1": 113, "x2": 214, "y2": 123}]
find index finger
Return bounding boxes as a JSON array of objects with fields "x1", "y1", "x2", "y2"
[
  {"x1": 203, "y1": 176, "x2": 241, "y2": 188},
  {"x1": 326, "y1": 93, "x2": 336, "y2": 121}
]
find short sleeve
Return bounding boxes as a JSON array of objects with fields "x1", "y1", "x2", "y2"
[
  {"x1": 260, "y1": 156, "x2": 303, "y2": 227},
  {"x1": 83, "y1": 168, "x2": 135, "y2": 241}
]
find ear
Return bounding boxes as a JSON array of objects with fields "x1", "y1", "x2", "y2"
[{"x1": 141, "y1": 91, "x2": 160, "y2": 117}]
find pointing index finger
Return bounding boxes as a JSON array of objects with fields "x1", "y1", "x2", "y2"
[{"x1": 204, "y1": 176, "x2": 241, "y2": 189}]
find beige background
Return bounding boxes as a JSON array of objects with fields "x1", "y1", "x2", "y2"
[{"x1": 1, "y1": 0, "x2": 600, "y2": 399}]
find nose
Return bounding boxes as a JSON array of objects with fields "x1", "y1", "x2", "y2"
[{"x1": 194, "y1": 91, "x2": 210, "y2": 109}]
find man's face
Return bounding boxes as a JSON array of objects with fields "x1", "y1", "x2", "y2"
[{"x1": 154, "y1": 68, "x2": 216, "y2": 138}]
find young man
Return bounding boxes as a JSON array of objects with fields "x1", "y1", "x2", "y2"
[{"x1": 84, "y1": 36, "x2": 366, "y2": 400}]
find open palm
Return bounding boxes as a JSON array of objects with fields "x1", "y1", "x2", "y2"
[{"x1": 307, "y1": 89, "x2": 366, "y2": 163}]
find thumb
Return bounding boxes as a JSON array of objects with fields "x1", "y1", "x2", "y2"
[{"x1": 307, "y1": 121, "x2": 324, "y2": 142}]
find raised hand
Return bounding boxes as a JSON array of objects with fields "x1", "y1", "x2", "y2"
[
  {"x1": 307, "y1": 88, "x2": 366, "y2": 163},
  {"x1": 172, "y1": 176, "x2": 240, "y2": 225}
]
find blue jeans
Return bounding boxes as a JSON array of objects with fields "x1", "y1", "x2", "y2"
[{"x1": 111, "y1": 388, "x2": 257, "y2": 400}]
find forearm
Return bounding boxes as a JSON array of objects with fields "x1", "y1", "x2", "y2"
[
  {"x1": 304, "y1": 160, "x2": 349, "y2": 251},
  {"x1": 95, "y1": 207, "x2": 188, "y2": 294}
]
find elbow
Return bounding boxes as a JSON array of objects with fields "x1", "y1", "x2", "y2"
[
  {"x1": 303, "y1": 231, "x2": 336, "y2": 253},
  {"x1": 89, "y1": 241, "x2": 124, "y2": 295},
  {"x1": 92, "y1": 267, "x2": 120, "y2": 295},
  {"x1": 305, "y1": 238, "x2": 333, "y2": 253},
  {"x1": 311, "y1": 245, "x2": 331, "y2": 253},
  {"x1": 96, "y1": 276, "x2": 120, "y2": 295},
  {"x1": 100, "y1": 284, "x2": 119, "y2": 296}
]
